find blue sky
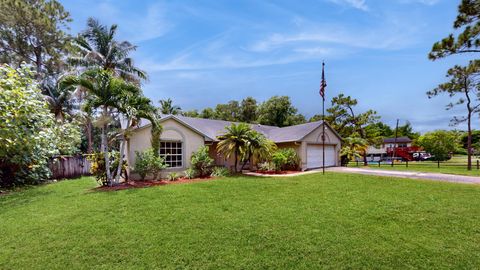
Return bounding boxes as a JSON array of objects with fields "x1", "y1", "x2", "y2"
[{"x1": 62, "y1": 0, "x2": 471, "y2": 132}]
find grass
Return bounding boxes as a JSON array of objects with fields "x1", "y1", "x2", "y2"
[
  {"x1": 347, "y1": 155, "x2": 480, "y2": 176},
  {"x1": 1, "y1": 174, "x2": 480, "y2": 269}
]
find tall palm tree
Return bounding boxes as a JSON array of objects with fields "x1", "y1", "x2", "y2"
[
  {"x1": 217, "y1": 123, "x2": 252, "y2": 172},
  {"x1": 68, "y1": 18, "x2": 147, "y2": 84},
  {"x1": 159, "y1": 98, "x2": 182, "y2": 115},
  {"x1": 61, "y1": 69, "x2": 146, "y2": 185}
]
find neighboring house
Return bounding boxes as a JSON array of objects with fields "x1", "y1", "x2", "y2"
[
  {"x1": 366, "y1": 137, "x2": 413, "y2": 161},
  {"x1": 125, "y1": 115, "x2": 342, "y2": 178}
]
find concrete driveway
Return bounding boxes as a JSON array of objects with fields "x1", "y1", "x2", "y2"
[{"x1": 328, "y1": 167, "x2": 480, "y2": 185}]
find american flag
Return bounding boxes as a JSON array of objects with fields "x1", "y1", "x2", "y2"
[{"x1": 319, "y1": 62, "x2": 326, "y2": 100}]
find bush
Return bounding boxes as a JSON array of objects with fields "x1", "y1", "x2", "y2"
[
  {"x1": 134, "y1": 148, "x2": 166, "y2": 180},
  {"x1": 271, "y1": 152, "x2": 288, "y2": 171},
  {"x1": 211, "y1": 166, "x2": 230, "y2": 177},
  {"x1": 184, "y1": 168, "x2": 197, "y2": 179},
  {"x1": 191, "y1": 146, "x2": 214, "y2": 177},
  {"x1": 167, "y1": 172, "x2": 180, "y2": 181},
  {"x1": 87, "y1": 152, "x2": 127, "y2": 186},
  {"x1": 277, "y1": 148, "x2": 300, "y2": 170},
  {"x1": 257, "y1": 161, "x2": 276, "y2": 171}
]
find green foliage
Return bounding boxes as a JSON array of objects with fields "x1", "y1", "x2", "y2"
[
  {"x1": 0, "y1": 65, "x2": 58, "y2": 187},
  {"x1": 54, "y1": 120, "x2": 82, "y2": 155},
  {"x1": 182, "y1": 109, "x2": 199, "y2": 118},
  {"x1": 159, "y1": 98, "x2": 181, "y2": 115},
  {"x1": 417, "y1": 130, "x2": 458, "y2": 161},
  {"x1": 217, "y1": 123, "x2": 252, "y2": 172},
  {"x1": 87, "y1": 152, "x2": 126, "y2": 186},
  {"x1": 0, "y1": 0, "x2": 72, "y2": 78},
  {"x1": 134, "y1": 149, "x2": 166, "y2": 180},
  {"x1": 276, "y1": 148, "x2": 300, "y2": 170},
  {"x1": 257, "y1": 96, "x2": 305, "y2": 127},
  {"x1": 271, "y1": 151, "x2": 288, "y2": 171},
  {"x1": 341, "y1": 136, "x2": 368, "y2": 162},
  {"x1": 240, "y1": 97, "x2": 257, "y2": 123},
  {"x1": 167, "y1": 172, "x2": 180, "y2": 181},
  {"x1": 183, "y1": 168, "x2": 197, "y2": 179},
  {"x1": 257, "y1": 161, "x2": 276, "y2": 171},
  {"x1": 211, "y1": 166, "x2": 230, "y2": 177},
  {"x1": 190, "y1": 146, "x2": 214, "y2": 177},
  {"x1": 429, "y1": 0, "x2": 480, "y2": 60}
]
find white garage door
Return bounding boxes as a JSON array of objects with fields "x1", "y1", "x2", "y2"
[{"x1": 306, "y1": 145, "x2": 336, "y2": 169}]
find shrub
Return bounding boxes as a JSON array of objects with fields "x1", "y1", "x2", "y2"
[
  {"x1": 191, "y1": 146, "x2": 214, "y2": 177},
  {"x1": 184, "y1": 168, "x2": 197, "y2": 179},
  {"x1": 271, "y1": 152, "x2": 288, "y2": 171},
  {"x1": 277, "y1": 148, "x2": 300, "y2": 170},
  {"x1": 167, "y1": 172, "x2": 180, "y2": 181},
  {"x1": 87, "y1": 152, "x2": 126, "y2": 186},
  {"x1": 134, "y1": 148, "x2": 166, "y2": 180},
  {"x1": 211, "y1": 166, "x2": 230, "y2": 177},
  {"x1": 257, "y1": 161, "x2": 276, "y2": 171}
]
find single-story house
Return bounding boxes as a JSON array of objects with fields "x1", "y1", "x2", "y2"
[
  {"x1": 125, "y1": 115, "x2": 342, "y2": 178},
  {"x1": 365, "y1": 136, "x2": 413, "y2": 161}
]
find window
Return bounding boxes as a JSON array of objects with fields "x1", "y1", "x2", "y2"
[{"x1": 160, "y1": 141, "x2": 183, "y2": 168}]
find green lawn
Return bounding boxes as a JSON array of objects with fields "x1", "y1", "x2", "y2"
[
  {"x1": 1, "y1": 174, "x2": 480, "y2": 269},
  {"x1": 347, "y1": 155, "x2": 480, "y2": 176}
]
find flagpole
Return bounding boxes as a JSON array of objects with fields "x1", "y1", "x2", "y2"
[{"x1": 321, "y1": 62, "x2": 326, "y2": 175}]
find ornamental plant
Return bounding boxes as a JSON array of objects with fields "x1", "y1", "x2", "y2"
[{"x1": 190, "y1": 146, "x2": 214, "y2": 177}]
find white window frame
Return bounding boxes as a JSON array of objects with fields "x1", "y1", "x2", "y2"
[{"x1": 159, "y1": 141, "x2": 183, "y2": 169}]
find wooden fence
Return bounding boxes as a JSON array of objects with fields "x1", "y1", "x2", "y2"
[{"x1": 48, "y1": 155, "x2": 91, "y2": 179}]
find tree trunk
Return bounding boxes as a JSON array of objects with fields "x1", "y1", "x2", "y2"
[
  {"x1": 240, "y1": 153, "x2": 251, "y2": 171},
  {"x1": 86, "y1": 119, "x2": 93, "y2": 154},
  {"x1": 102, "y1": 106, "x2": 112, "y2": 185},
  {"x1": 234, "y1": 150, "x2": 238, "y2": 173},
  {"x1": 114, "y1": 119, "x2": 130, "y2": 184},
  {"x1": 34, "y1": 47, "x2": 42, "y2": 80}
]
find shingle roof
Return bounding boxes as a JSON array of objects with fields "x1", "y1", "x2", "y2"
[
  {"x1": 134, "y1": 115, "x2": 338, "y2": 143},
  {"x1": 383, "y1": 136, "x2": 412, "y2": 143}
]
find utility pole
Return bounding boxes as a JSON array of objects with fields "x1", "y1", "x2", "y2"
[{"x1": 391, "y1": 119, "x2": 399, "y2": 167}]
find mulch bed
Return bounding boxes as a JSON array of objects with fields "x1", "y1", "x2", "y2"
[
  {"x1": 255, "y1": 170, "x2": 302, "y2": 175},
  {"x1": 94, "y1": 177, "x2": 216, "y2": 192}
]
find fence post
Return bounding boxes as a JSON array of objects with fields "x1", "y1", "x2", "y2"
[
  {"x1": 406, "y1": 160, "x2": 408, "y2": 168},
  {"x1": 477, "y1": 160, "x2": 479, "y2": 170},
  {"x1": 356, "y1": 160, "x2": 359, "y2": 167},
  {"x1": 437, "y1": 160, "x2": 440, "y2": 168},
  {"x1": 378, "y1": 161, "x2": 381, "y2": 167}
]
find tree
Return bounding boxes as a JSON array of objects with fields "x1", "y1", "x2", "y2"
[
  {"x1": 0, "y1": 0, "x2": 72, "y2": 79},
  {"x1": 68, "y1": 18, "x2": 147, "y2": 83},
  {"x1": 366, "y1": 122, "x2": 394, "y2": 138},
  {"x1": 182, "y1": 109, "x2": 199, "y2": 118},
  {"x1": 427, "y1": 61, "x2": 480, "y2": 169},
  {"x1": 216, "y1": 123, "x2": 252, "y2": 173},
  {"x1": 41, "y1": 78, "x2": 75, "y2": 121},
  {"x1": 0, "y1": 65, "x2": 62, "y2": 186},
  {"x1": 257, "y1": 96, "x2": 304, "y2": 127},
  {"x1": 340, "y1": 136, "x2": 368, "y2": 163},
  {"x1": 396, "y1": 121, "x2": 420, "y2": 140},
  {"x1": 240, "y1": 97, "x2": 257, "y2": 123},
  {"x1": 159, "y1": 98, "x2": 181, "y2": 115},
  {"x1": 429, "y1": 0, "x2": 480, "y2": 60},
  {"x1": 416, "y1": 130, "x2": 458, "y2": 161},
  {"x1": 326, "y1": 94, "x2": 380, "y2": 165},
  {"x1": 61, "y1": 69, "x2": 152, "y2": 186},
  {"x1": 214, "y1": 101, "x2": 241, "y2": 121},
  {"x1": 240, "y1": 130, "x2": 277, "y2": 170},
  {"x1": 200, "y1": 108, "x2": 215, "y2": 119}
]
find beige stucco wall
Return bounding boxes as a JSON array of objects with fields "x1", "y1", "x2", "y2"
[{"x1": 127, "y1": 118, "x2": 206, "y2": 179}]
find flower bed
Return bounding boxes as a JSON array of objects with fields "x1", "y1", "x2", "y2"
[{"x1": 254, "y1": 170, "x2": 301, "y2": 175}]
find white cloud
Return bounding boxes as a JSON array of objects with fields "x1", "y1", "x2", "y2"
[{"x1": 327, "y1": 0, "x2": 368, "y2": 11}]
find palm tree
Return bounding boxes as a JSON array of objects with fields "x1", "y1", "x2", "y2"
[
  {"x1": 340, "y1": 136, "x2": 368, "y2": 164},
  {"x1": 240, "y1": 131, "x2": 276, "y2": 170},
  {"x1": 68, "y1": 17, "x2": 147, "y2": 84},
  {"x1": 159, "y1": 98, "x2": 182, "y2": 115},
  {"x1": 41, "y1": 79, "x2": 75, "y2": 121},
  {"x1": 61, "y1": 69, "x2": 146, "y2": 185},
  {"x1": 217, "y1": 123, "x2": 252, "y2": 172}
]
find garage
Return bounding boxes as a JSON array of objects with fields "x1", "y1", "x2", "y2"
[{"x1": 306, "y1": 144, "x2": 336, "y2": 169}]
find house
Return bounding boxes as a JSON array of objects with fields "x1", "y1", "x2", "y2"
[
  {"x1": 366, "y1": 136, "x2": 414, "y2": 161},
  {"x1": 125, "y1": 115, "x2": 342, "y2": 178}
]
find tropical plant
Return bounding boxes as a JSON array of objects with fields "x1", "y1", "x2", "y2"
[
  {"x1": 159, "y1": 98, "x2": 181, "y2": 115},
  {"x1": 87, "y1": 152, "x2": 126, "y2": 186},
  {"x1": 211, "y1": 166, "x2": 230, "y2": 177},
  {"x1": 340, "y1": 136, "x2": 369, "y2": 162},
  {"x1": 133, "y1": 148, "x2": 166, "y2": 180},
  {"x1": 217, "y1": 123, "x2": 252, "y2": 172},
  {"x1": 240, "y1": 130, "x2": 277, "y2": 170},
  {"x1": 41, "y1": 78, "x2": 75, "y2": 121},
  {"x1": 68, "y1": 17, "x2": 147, "y2": 83},
  {"x1": 61, "y1": 69, "x2": 154, "y2": 186},
  {"x1": 54, "y1": 120, "x2": 82, "y2": 155},
  {"x1": 275, "y1": 148, "x2": 300, "y2": 171},
  {"x1": 190, "y1": 146, "x2": 214, "y2": 177},
  {"x1": 0, "y1": 65, "x2": 58, "y2": 187},
  {"x1": 184, "y1": 168, "x2": 196, "y2": 179},
  {"x1": 167, "y1": 172, "x2": 180, "y2": 181},
  {"x1": 271, "y1": 152, "x2": 288, "y2": 172}
]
